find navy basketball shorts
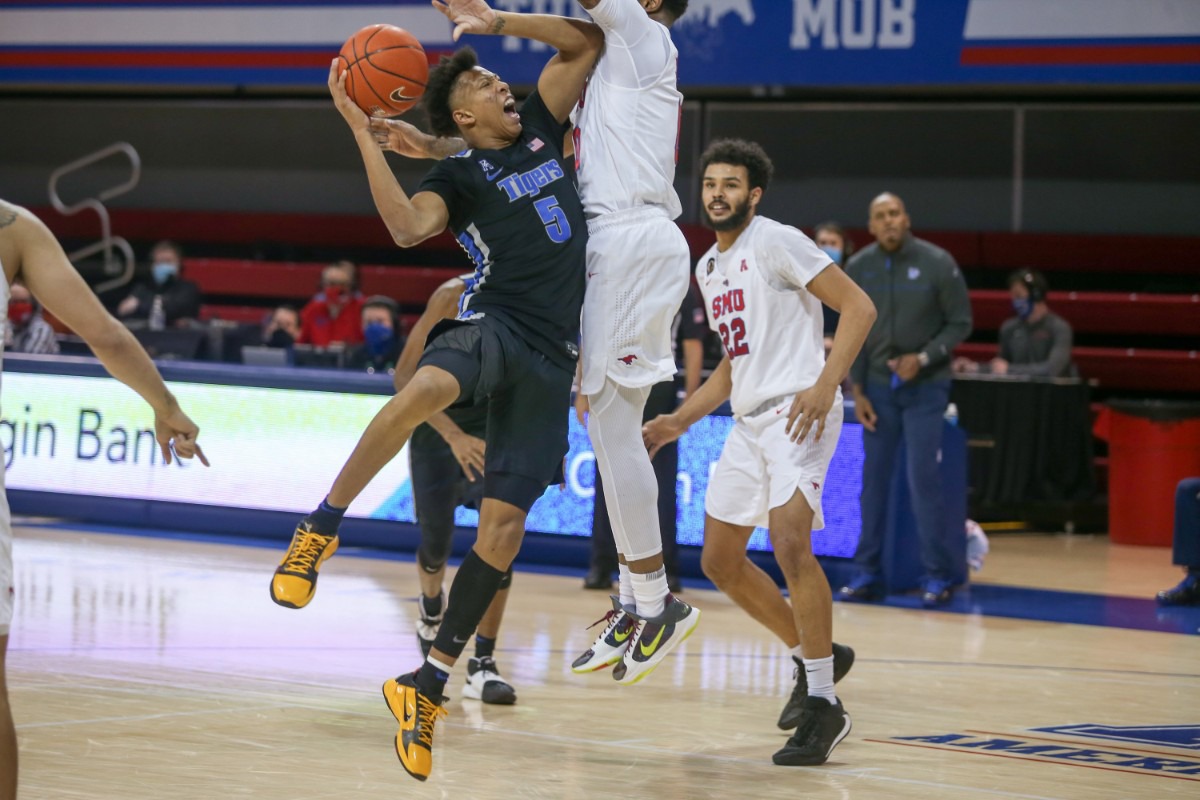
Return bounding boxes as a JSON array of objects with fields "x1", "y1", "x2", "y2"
[{"x1": 417, "y1": 316, "x2": 571, "y2": 513}]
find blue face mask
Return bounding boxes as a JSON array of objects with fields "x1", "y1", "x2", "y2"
[
  {"x1": 1012, "y1": 297, "x2": 1033, "y2": 320},
  {"x1": 820, "y1": 245, "x2": 843, "y2": 265},
  {"x1": 152, "y1": 262, "x2": 178, "y2": 286},
  {"x1": 363, "y1": 321, "x2": 394, "y2": 356}
]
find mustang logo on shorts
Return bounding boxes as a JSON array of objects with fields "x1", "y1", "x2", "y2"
[{"x1": 618, "y1": 354, "x2": 638, "y2": 365}]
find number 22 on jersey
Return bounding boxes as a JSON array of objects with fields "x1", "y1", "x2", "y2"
[{"x1": 719, "y1": 317, "x2": 750, "y2": 359}]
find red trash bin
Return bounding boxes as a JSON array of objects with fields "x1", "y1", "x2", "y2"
[{"x1": 1094, "y1": 400, "x2": 1200, "y2": 546}]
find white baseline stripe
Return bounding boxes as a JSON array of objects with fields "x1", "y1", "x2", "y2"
[
  {"x1": 964, "y1": 0, "x2": 1200, "y2": 41},
  {"x1": 0, "y1": 6, "x2": 453, "y2": 47}
]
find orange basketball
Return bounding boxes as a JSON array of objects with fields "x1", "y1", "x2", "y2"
[{"x1": 338, "y1": 24, "x2": 428, "y2": 117}]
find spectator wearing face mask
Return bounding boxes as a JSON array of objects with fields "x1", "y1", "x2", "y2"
[
  {"x1": 262, "y1": 305, "x2": 301, "y2": 349},
  {"x1": 5, "y1": 282, "x2": 59, "y2": 355},
  {"x1": 813, "y1": 221, "x2": 855, "y2": 345},
  {"x1": 297, "y1": 263, "x2": 364, "y2": 347},
  {"x1": 345, "y1": 296, "x2": 403, "y2": 372},
  {"x1": 116, "y1": 241, "x2": 202, "y2": 326},
  {"x1": 954, "y1": 268, "x2": 1075, "y2": 378}
]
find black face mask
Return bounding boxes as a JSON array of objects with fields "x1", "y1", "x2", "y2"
[{"x1": 267, "y1": 329, "x2": 295, "y2": 348}]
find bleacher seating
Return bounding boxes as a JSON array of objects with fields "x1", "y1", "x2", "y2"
[
  {"x1": 36, "y1": 206, "x2": 1198, "y2": 394},
  {"x1": 968, "y1": 289, "x2": 1200, "y2": 336}
]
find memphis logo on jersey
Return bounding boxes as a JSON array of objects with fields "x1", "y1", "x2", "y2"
[{"x1": 496, "y1": 159, "x2": 565, "y2": 202}]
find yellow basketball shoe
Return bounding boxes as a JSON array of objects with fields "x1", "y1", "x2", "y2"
[
  {"x1": 383, "y1": 673, "x2": 449, "y2": 782},
  {"x1": 269, "y1": 519, "x2": 339, "y2": 608}
]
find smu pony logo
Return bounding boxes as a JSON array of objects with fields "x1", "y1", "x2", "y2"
[
  {"x1": 711, "y1": 288, "x2": 746, "y2": 321},
  {"x1": 496, "y1": 159, "x2": 565, "y2": 202},
  {"x1": 618, "y1": 354, "x2": 638, "y2": 365}
]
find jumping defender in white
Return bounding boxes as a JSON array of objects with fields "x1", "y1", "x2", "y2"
[
  {"x1": 398, "y1": 0, "x2": 698, "y2": 686},
  {"x1": 643, "y1": 140, "x2": 876, "y2": 765}
]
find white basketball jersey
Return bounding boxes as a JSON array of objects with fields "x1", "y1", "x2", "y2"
[
  {"x1": 696, "y1": 216, "x2": 834, "y2": 416},
  {"x1": 573, "y1": 0, "x2": 683, "y2": 220}
]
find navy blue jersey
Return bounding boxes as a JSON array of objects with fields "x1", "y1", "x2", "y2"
[{"x1": 418, "y1": 91, "x2": 587, "y2": 371}]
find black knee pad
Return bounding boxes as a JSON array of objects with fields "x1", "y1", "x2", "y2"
[{"x1": 416, "y1": 546, "x2": 448, "y2": 575}]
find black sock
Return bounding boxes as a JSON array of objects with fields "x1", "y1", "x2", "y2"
[
  {"x1": 420, "y1": 592, "x2": 444, "y2": 619},
  {"x1": 475, "y1": 635, "x2": 496, "y2": 661},
  {"x1": 307, "y1": 496, "x2": 347, "y2": 535},
  {"x1": 417, "y1": 550, "x2": 506, "y2": 697}
]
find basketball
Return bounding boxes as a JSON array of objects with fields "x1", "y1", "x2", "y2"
[{"x1": 338, "y1": 24, "x2": 428, "y2": 117}]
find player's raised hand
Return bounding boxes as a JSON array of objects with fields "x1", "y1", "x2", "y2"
[
  {"x1": 786, "y1": 380, "x2": 837, "y2": 444},
  {"x1": 154, "y1": 401, "x2": 210, "y2": 467},
  {"x1": 642, "y1": 413, "x2": 686, "y2": 461},
  {"x1": 328, "y1": 59, "x2": 369, "y2": 131},
  {"x1": 433, "y1": 0, "x2": 500, "y2": 41}
]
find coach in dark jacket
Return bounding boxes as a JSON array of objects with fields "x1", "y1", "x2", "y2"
[{"x1": 840, "y1": 192, "x2": 973, "y2": 607}]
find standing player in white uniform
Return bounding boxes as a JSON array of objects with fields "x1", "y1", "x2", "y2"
[
  {"x1": 643, "y1": 140, "x2": 876, "y2": 766},
  {"x1": 406, "y1": 0, "x2": 698, "y2": 685},
  {"x1": 0, "y1": 199, "x2": 208, "y2": 800}
]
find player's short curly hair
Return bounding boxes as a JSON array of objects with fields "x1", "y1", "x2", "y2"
[
  {"x1": 423, "y1": 47, "x2": 479, "y2": 138},
  {"x1": 660, "y1": 0, "x2": 689, "y2": 21},
  {"x1": 699, "y1": 138, "x2": 775, "y2": 193}
]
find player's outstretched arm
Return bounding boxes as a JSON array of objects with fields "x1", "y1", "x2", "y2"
[
  {"x1": 436, "y1": 0, "x2": 603, "y2": 121},
  {"x1": 328, "y1": 61, "x2": 450, "y2": 247},
  {"x1": 0, "y1": 201, "x2": 207, "y2": 465},
  {"x1": 369, "y1": 118, "x2": 465, "y2": 161},
  {"x1": 643, "y1": 356, "x2": 732, "y2": 459}
]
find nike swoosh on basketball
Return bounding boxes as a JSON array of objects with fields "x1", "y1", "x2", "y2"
[
  {"x1": 638, "y1": 625, "x2": 666, "y2": 657},
  {"x1": 389, "y1": 88, "x2": 421, "y2": 103}
]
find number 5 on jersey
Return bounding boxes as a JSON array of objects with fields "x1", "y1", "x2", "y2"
[{"x1": 534, "y1": 196, "x2": 571, "y2": 243}]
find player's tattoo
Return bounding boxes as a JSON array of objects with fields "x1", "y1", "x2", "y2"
[
  {"x1": 0, "y1": 207, "x2": 16, "y2": 229},
  {"x1": 489, "y1": 17, "x2": 506, "y2": 35}
]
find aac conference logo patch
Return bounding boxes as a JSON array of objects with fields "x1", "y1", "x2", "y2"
[{"x1": 871, "y1": 725, "x2": 1200, "y2": 779}]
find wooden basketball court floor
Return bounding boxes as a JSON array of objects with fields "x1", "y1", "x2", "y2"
[{"x1": 8, "y1": 520, "x2": 1200, "y2": 799}]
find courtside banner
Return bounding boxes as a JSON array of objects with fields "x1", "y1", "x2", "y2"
[
  {"x1": 0, "y1": 369, "x2": 864, "y2": 557},
  {"x1": 1, "y1": 0, "x2": 1198, "y2": 89}
]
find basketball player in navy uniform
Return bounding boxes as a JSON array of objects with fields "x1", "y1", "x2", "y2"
[
  {"x1": 400, "y1": 276, "x2": 516, "y2": 706},
  {"x1": 376, "y1": 0, "x2": 701, "y2": 688},
  {"x1": 266, "y1": 14, "x2": 603, "y2": 782},
  {"x1": 0, "y1": 200, "x2": 208, "y2": 800}
]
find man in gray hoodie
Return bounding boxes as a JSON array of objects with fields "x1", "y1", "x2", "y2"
[{"x1": 839, "y1": 193, "x2": 972, "y2": 607}]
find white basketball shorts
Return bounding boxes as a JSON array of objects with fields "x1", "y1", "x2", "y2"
[
  {"x1": 580, "y1": 206, "x2": 690, "y2": 396},
  {"x1": 705, "y1": 393, "x2": 844, "y2": 531}
]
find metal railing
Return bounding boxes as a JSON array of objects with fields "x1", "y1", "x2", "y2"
[{"x1": 47, "y1": 142, "x2": 141, "y2": 294}]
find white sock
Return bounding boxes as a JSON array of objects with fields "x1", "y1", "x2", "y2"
[
  {"x1": 789, "y1": 645, "x2": 804, "y2": 663},
  {"x1": 618, "y1": 564, "x2": 635, "y2": 609},
  {"x1": 631, "y1": 567, "x2": 669, "y2": 619},
  {"x1": 803, "y1": 654, "x2": 836, "y2": 702}
]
